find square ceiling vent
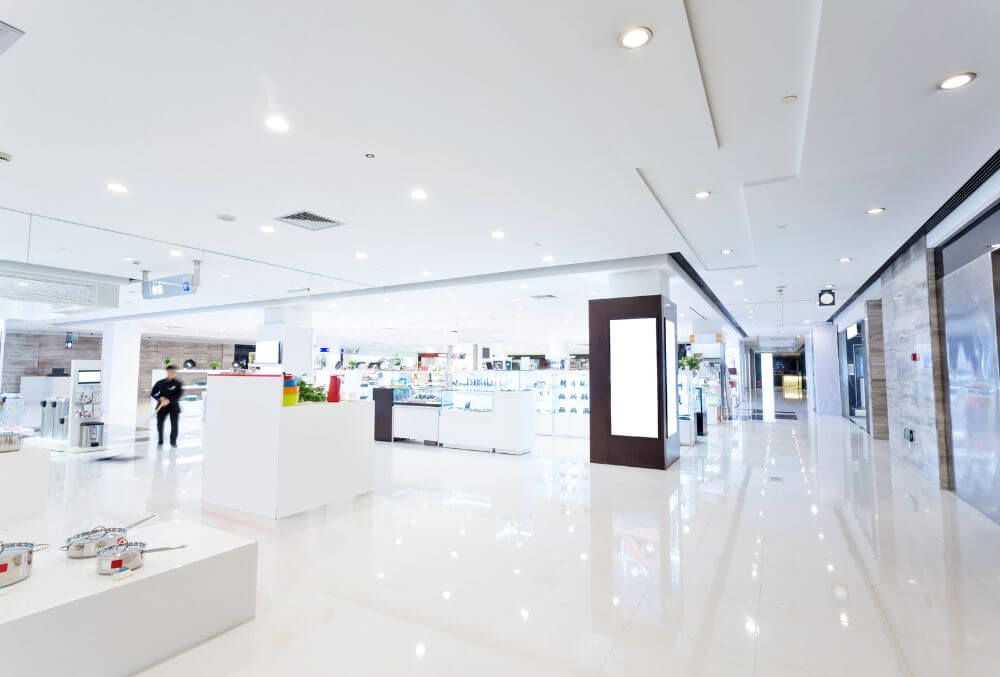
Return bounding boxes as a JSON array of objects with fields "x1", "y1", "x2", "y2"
[
  {"x1": 0, "y1": 273, "x2": 98, "y2": 305},
  {"x1": 274, "y1": 211, "x2": 344, "y2": 231}
]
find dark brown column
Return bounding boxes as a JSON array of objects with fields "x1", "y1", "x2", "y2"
[{"x1": 588, "y1": 294, "x2": 679, "y2": 469}]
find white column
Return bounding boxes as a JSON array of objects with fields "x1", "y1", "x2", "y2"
[
  {"x1": 100, "y1": 320, "x2": 141, "y2": 445},
  {"x1": 258, "y1": 305, "x2": 313, "y2": 378},
  {"x1": 809, "y1": 322, "x2": 842, "y2": 415}
]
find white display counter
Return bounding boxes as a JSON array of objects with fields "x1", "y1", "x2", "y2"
[
  {"x1": 439, "y1": 391, "x2": 534, "y2": 455},
  {"x1": 203, "y1": 374, "x2": 375, "y2": 519},
  {"x1": 392, "y1": 403, "x2": 440, "y2": 442},
  {"x1": 0, "y1": 520, "x2": 257, "y2": 677},
  {"x1": 0, "y1": 444, "x2": 48, "y2": 522}
]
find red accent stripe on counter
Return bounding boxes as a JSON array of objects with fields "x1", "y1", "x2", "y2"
[{"x1": 207, "y1": 374, "x2": 283, "y2": 377}]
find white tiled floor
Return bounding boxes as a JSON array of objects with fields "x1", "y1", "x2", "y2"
[{"x1": 18, "y1": 391, "x2": 1000, "y2": 676}]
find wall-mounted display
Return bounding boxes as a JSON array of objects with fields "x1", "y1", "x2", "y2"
[{"x1": 609, "y1": 317, "x2": 658, "y2": 438}]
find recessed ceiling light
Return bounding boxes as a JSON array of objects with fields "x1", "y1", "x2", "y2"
[
  {"x1": 781, "y1": 95, "x2": 798, "y2": 104},
  {"x1": 620, "y1": 26, "x2": 653, "y2": 49},
  {"x1": 123, "y1": 257, "x2": 139, "y2": 264},
  {"x1": 355, "y1": 251, "x2": 368, "y2": 260},
  {"x1": 824, "y1": 283, "x2": 834, "y2": 289},
  {"x1": 937, "y1": 72, "x2": 976, "y2": 90},
  {"x1": 721, "y1": 248, "x2": 734, "y2": 255},
  {"x1": 259, "y1": 224, "x2": 275, "y2": 233},
  {"x1": 365, "y1": 153, "x2": 375, "y2": 159},
  {"x1": 743, "y1": 297, "x2": 750, "y2": 302},
  {"x1": 839, "y1": 257, "x2": 851, "y2": 263},
  {"x1": 519, "y1": 283, "x2": 528, "y2": 289},
  {"x1": 866, "y1": 207, "x2": 885, "y2": 215},
  {"x1": 420, "y1": 270, "x2": 431, "y2": 277},
  {"x1": 491, "y1": 230, "x2": 505, "y2": 239},
  {"x1": 264, "y1": 114, "x2": 290, "y2": 132},
  {"x1": 410, "y1": 188, "x2": 428, "y2": 201},
  {"x1": 694, "y1": 190, "x2": 711, "y2": 199},
  {"x1": 221, "y1": 273, "x2": 231, "y2": 279},
  {"x1": 106, "y1": 182, "x2": 128, "y2": 193},
  {"x1": 217, "y1": 214, "x2": 237, "y2": 222},
  {"x1": 169, "y1": 249, "x2": 183, "y2": 257},
  {"x1": 542, "y1": 255, "x2": 555, "y2": 263},
  {"x1": 733, "y1": 280, "x2": 744, "y2": 286}
]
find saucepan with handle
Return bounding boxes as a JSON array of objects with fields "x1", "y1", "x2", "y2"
[
  {"x1": 62, "y1": 514, "x2": 157, "y2": 558},
  {"x1": 0, "y1": 541, "x2": 49, "y2": 589},
  {"x1": 96, "y1": 541, "x2": 187, "y2": 575}
]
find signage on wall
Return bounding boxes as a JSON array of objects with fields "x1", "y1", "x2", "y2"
[{"x1": 846, "y1": 323, "x2": 858, "y2": 339}]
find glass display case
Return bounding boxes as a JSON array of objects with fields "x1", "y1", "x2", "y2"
[
  {"x1": 442, "y1": 389, "x2": 494, "y2": 412},
  {"x1": 392, "y1": 385, "x2": 443, "y2": 406},
  {"x1": 448, "y1": 371, "x2": 530, "y2": 392},
  {"x1": 551, "y1": 371, "x2": 590, "y2": 415}
]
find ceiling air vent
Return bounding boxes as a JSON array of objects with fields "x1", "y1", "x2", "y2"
[
  {"x1": 0, "y1": 273, "x2": 98, "y2": 305},
  {"x1": 530, "y1": 294, "x2": 558, "y2": 300},
  {"x1": 274, "y1": 211, "x2": 344, "y2": 231}
]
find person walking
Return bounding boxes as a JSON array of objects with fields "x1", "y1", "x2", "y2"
[{"x1": 151, "y1": 365, "x2": 184, "y2": 447}]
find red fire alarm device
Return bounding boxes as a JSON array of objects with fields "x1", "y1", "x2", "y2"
[{"x1": 911, "y1": 353, "x2": 918, "y2": 362}]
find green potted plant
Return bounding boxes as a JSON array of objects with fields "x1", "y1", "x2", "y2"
[
  {"x1": 163, "y1": 357, "x2": 172, "y2": 368},
  {"x1": 296, "y1": 380, "x2": 327, "y2": 403},
  {"x1": 679, "y1": 355, "x2": 702, "y2": 372},
  {"x1": 208, "y1": 361, "x2": 223, "y2": 370}
]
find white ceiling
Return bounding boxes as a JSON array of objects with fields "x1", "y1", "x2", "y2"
[{"x1": 1, "y1": 0, "x2": 999, "y2": 340}]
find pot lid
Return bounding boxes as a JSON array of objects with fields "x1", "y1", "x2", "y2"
[{"x1": 97, "y1": 541, "x2": 147, "y2": 557}]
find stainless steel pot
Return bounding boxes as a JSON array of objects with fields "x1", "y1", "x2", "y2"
[
  {"x1": 62, "y1": 514, "x2": 157, "y2": 558},
  {"x1": 0, "y1": 431, "x2": 22, "y2": 452},
  {"x1": 0, "y1": 541, "x2": 49, "y2": 589},
  {"x1": 96, "y1": 541, "x2": 186, "y2": 575}
]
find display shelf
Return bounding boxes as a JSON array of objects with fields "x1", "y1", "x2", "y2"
[{"x1": 0, "y1": 520, "x2": 257, "y2": 677}]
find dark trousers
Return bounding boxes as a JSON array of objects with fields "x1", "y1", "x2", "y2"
[{"x1": 156, "y1": 405, "x2": 180, "y2": 445}]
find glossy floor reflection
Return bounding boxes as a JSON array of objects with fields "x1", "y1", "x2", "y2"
[{"x1": 23, "y1": 391, "x2": 1000, "y2": 676}]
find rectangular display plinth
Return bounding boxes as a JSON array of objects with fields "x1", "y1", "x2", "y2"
[{"x1": 0, "y1": 520, "x2": 257, "y2": 677}]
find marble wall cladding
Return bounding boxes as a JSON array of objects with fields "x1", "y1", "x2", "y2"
[
  {"x1": 880, "y1": 236, "x2": 942, "y2": 485},
  {"x1": 1, "y1": 331, "x2": 102, "y2": 392},
  {"x1": 926, "y1": 249, "x2": 954, "y2": 489},
  {"x1": 864, "y1": 301, "x2": 889, "y2": 439}
]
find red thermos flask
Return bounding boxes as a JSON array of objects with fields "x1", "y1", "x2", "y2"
[{"x1": 327, "y1": 375, "x2": 341, "y2": 402}]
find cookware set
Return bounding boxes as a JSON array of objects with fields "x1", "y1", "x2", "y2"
[{"x1": 2, "y1": 514, "x2": 186, "y2": 590}]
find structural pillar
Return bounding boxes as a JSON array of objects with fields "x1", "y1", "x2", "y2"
[
  {"x1": 259, "y1": 305, "x2": 314, "y2": 377},
  {"x1": 101, "y1": 320, "x2": 141, "y2": 446},
  {"x1": 806, "y1": 322, "x2": 842, "y2": 416},
  {"x1": 588, "y1": 270, "x2": 679, "y2": 470}
]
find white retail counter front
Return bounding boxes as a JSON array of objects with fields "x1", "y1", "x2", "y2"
[
  {"x1": 203, "y1": 374, "x2": 375, "y2": 519},
  {"x1": 385, "y1": 390, "x2": 534, "y2": 455}
]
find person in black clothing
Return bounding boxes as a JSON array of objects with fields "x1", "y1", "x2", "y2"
[{"x1": 151, "y1": 365, "x2": 184, "y2": 447}]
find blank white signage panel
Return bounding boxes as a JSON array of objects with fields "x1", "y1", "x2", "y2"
[
  {"x1": 610, "y1": 317, "x2": 658, "y2": 438},
  {"x1": 665, "y1": 319, "x2": 677, "y2": 436}
]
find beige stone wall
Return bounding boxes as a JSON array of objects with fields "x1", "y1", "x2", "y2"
[
  {"x1": 1, "y1": 331, "x2": 102, "y2": 392},
  {"x1": 137, "y1": 337, "x2": 235, "y2": 401}
]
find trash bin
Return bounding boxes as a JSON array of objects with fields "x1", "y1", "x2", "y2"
[{"x1": 79, "y1": 421, "x2": 104, "y2": 448}]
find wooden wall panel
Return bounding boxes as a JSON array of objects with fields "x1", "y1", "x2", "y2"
[{"x1": 1, "y1": 331, "x2": 102, "y2": 392}]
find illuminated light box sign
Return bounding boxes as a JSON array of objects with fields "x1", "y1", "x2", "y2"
[
  {"x1": 609, "y1": 317, "x2": 658, "y2": 438},
  {"x1": 142, "y1": 274, "x2": 195, "y2": 300}
]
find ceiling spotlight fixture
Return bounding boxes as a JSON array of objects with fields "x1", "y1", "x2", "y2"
[
  {"x1": 123, "y1": 257, "x2": 140, "y2": 264},
  {"x1": 169, "y1": 249, "x2": 183, "y2": 257},
  {"x1": 542, "y1": 254, "x2": 555, "y2": 263},
  {"x1": 410, "y1": 188, "x2": 428, "y2": 201},
  {"x1": 937, "y1": 72, "x2": 976, "y2": 90},
  {"x1": 0, "y1": 151, "x2": 11, "y2": 162},
  {"x1": 781, "y1": 95, "x2": 799, "y2": 104},
  {"x1": 839, "y1": 257, "x2": 852, "y2": 263},
  {"x1": 365, "y1": 153, "x2": 375, "y2": 159},
  {"x1": 259, "y1": 224, "x2": 275, "y2": 233},
  {"x1": 620, "y1": 26, "x2": 653, "y2": 49},
  {"x1": 355, "y1": 251, "x2": 368, "y2": 260},
  {"x1": 733, "y1": 280, "x2": 744, "y2": 286},
  {"x1": 694, "y1": 190, "x2": 711, "y2": 199},
  {"x1": 818, "y1": 289, "x2": 836, "y2": 307},
  {"x1": 217, "y1": 214, "x2": 237, "y2": 222},
  {"x1": 264, "y1": 114, "x2": 290, "y2": 132},
  {"x1": 106, "y1": 182, "x2": 128, "y2": 194},
  {"x1": 866, "y1": 207, "x2": 885, "y2": 215},
  {"x1": 721, "y1": 248, "x2": 734, "y2": 255}
]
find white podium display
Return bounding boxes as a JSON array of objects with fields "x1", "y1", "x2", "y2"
[
  {"x1": 439, "y1": 391, "x2": 534, "y2": 455},
  {"x1": 203, "y1": 374, "x2": 376, "y2": 519},
  {"x1": 0, "y1": 444, "x2": 48, "y2": 522},
  {"x1": 0, "y1": 520, "x2": 257, "y2": 677}
]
